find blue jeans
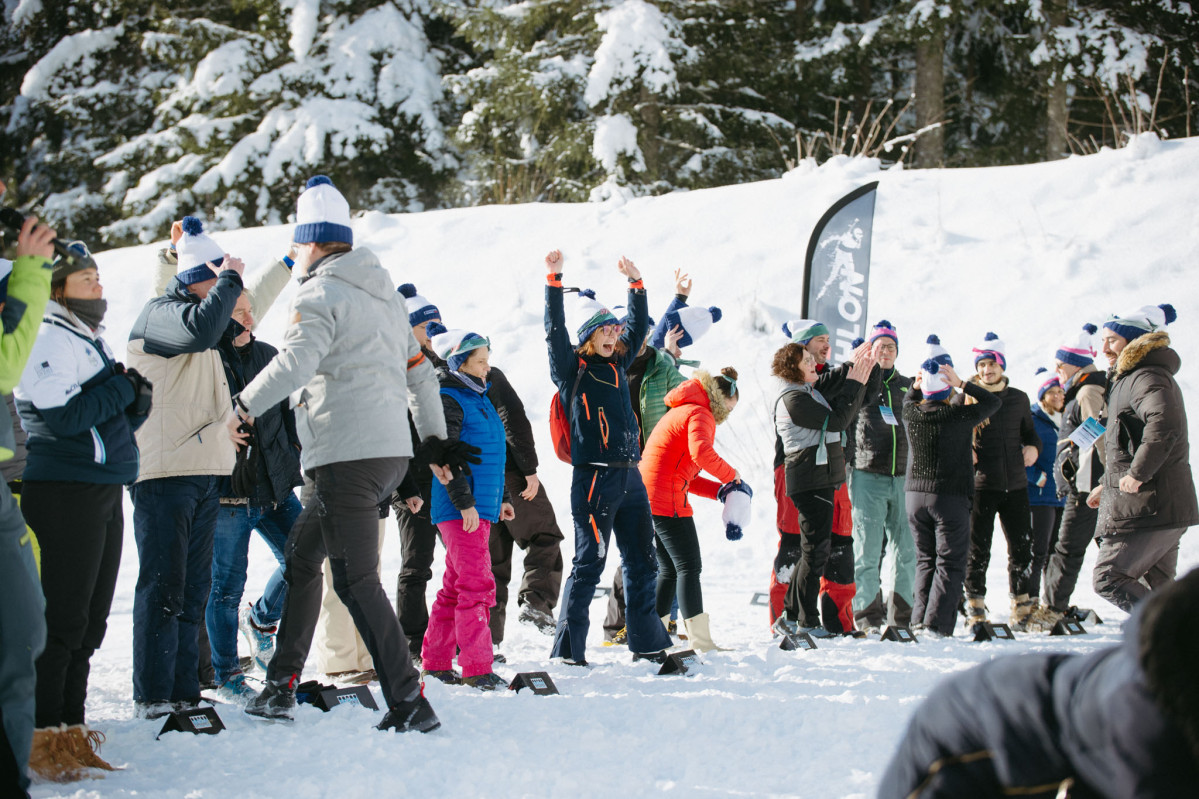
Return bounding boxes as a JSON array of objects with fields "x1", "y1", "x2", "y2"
[
  {"x1": 551, "y1": 466, "x2": 670, "y2": 661},
  {"x1": 130, "y1": 476, "x2": 220, "y2": 703},
  {"x1": 205, "y1": 494, "x2": 299, "y2": 682}
]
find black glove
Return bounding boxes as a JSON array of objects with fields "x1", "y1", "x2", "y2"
[
  {"x1": 123, "y1": 367, "x2": 154, "y2": 417},
  {"x1": 230, "y1": 423, "x2": 260, "y2": 498},
  {"x1": 419, "y1": 436, "x2": 482, "y2": 476}
]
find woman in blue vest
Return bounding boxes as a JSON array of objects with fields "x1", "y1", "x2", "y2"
[
  {"x1": 419, "y1": 323, "x2": 513, "y2": 690},
  {"x1": 15, "y1": 241, "x2": 150, "y2": 777}
]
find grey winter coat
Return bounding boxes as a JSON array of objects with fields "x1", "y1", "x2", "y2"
[
  {"x1": 239, "y1": 248, "x2": 446, "y2": 470},
  {"x1": 1098, "y1": 331, "x2": 1198, "y2": 536}
]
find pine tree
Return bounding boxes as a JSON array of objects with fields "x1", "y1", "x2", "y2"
[{"x1": 4, "y1": 0, "x2": 456, "y2": 247}]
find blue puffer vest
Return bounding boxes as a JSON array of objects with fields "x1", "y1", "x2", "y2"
[{"x1": 431, "y1": 381, "x2": 507, "y2": 524}]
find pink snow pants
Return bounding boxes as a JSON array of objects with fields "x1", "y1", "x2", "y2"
[{"x1": 421, "y1": 519, "x2": 496, "y2": 678}]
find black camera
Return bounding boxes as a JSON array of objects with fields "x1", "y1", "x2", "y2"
[{"x1": 0, "y1": 206, "x2": 96, "y2": 270}]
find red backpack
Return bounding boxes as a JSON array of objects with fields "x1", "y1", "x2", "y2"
[{"x1": 549, "y1": 359, "x2": 587, "y2": 463}]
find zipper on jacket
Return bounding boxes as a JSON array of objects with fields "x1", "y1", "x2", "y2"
[
  {"x1": 581, "y1": 393, "x2": 591, "y2": 420},
  {"x1": 598, "y1": 407, "x2": 609, "y2": 448}
]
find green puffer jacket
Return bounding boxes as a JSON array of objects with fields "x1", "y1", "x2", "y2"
[
  {"x1": 0, "y1": 253, "x2": 54, "y2": 461},
  {"x1": 639, "y1": 347, "x2": 686, "y2": 445}
]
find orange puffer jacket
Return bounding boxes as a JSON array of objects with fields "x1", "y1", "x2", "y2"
[{"x1": 640, "y1": 377, "x2": 737, "y2": 517}]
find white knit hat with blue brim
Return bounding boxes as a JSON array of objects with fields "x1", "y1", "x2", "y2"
[
  {"x1": 294, "y1": 175, "x2": 353, "y2": 246},
  {"x1": 920, "y1": 335, "x2": 954, "y2": 401},
  {"x1": 426, "y1": 322, "x2": 490, "y2": 372},
  {"x1": 972, "y1": 331, "x2": 1007, "y2": 370},
  {"x1": 782, "y1": 319, "x2": 830, "y2": 345},
  {"x1": 175, "y1": 216, "x2": 225, "y2": 286},
  {"x1": 573, "y1": 289, "x2": 618, "y2": 345},
  {"x1": 1103, "y1": 304, "x2": 1176, "y2": 343},
  {"x1": 660, "y1": 305, "x2": 722, "y2": 349},
  {"x1": 397, "y1": 283, "x2": 441, "y2": 327}
]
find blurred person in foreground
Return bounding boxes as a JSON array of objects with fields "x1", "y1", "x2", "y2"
[
  {"x1": 878, "y1": 566, "x2": 1199, "y2": 798},
  {"x1": 0, "y1": 180, "x2": 57, "y2": 798}
]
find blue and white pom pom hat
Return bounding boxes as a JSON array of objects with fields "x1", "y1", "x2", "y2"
[
  {"x1": 294, "y1": 175, "x2": 353, "y2": 246},
  {"x1": 972, "y1": 331, "x2": 1007, "y2": 370},
  {"x1": 921, "y1": 335, "x2": 954, "y2": 401},
  {"x1": 175, "y1": 216, "x2": 225, "y2": 285},
  {"x1": 1103, "y1": 304, "x2": 1176, "y2": 343}
]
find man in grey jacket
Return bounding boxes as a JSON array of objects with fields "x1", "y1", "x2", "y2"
[{"x1": 234, "y1": 177, "x2": 476, "y2": 733}]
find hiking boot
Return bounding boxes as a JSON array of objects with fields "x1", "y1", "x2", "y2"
[
  {"x1": 964, "y1": 595, "x2": 989, "y2": 627},
  {"x1": 378, "y1": 691, "x2": 440, "y2": 733},
  {"x1": 421, "y1": 669, "x2": 461, "y2": 685},
  {"x1": 215, "y1": 672, "x2": 256, "y2": 704},
  {"x1": 463, "y1": 672, "x2": 509, "y2": 691},
  {"x1": 328, "y1": 669, "x2": 376, "y2": 685},
  {"x1": 239, "y1": 604, "x2": 277, "y2": 672},
  {"x1": 771, "y1": 616, "x2": 799, "y2": 637},
  {"x1": 602, "y1": 626, "x2": 628, "y2": 646},
  {"x1": 1010, "y1": 593, "x2": 1035, "y2": 632},
  {"x1": 517, "y1": 605, "x2": 557, "y2": 636},
  {"x1": 63, "y1": 725, "x2": 118, "y2": 772},
  {"x1": 245, "y1": 678, "x2": 296, "y2": 723},
  {"x1": 29, "y1": 726, "x2": 87, "y2": 783},
  {"x1": 1024, "y1": 601, "x2": 1062, "y2": 632}
]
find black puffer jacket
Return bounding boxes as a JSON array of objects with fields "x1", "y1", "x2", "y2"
[
  {"x1": 218, "y1": 327, "x2": 301, "y2": 507},
  {"x1": 845, "y1": 367, "x2": 911, "y2": 477},
  {"x1": 1098, "y1": 331, "x2": 1198, "y2": 536},
  {"x1": 970, "y1": 377, "x2": 1040, "y2": 492}
]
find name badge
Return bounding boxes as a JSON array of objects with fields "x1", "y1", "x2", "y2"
[{"x1": 879, "y1": 405, "x2": 898, "y2": 426}]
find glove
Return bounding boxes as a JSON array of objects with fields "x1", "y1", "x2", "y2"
[
  {"x1": 718, "y1": 480, "x2": 753, "y2": 542},
  {"x1": 419, "y1": 436, "x2": 482, "y2": 476},
  {"x1": 123, "y1": 367, "x2": 154, "y2": 417},
  {"x1": 230, "y1": 423, "x2": 259, "y2": 498}
]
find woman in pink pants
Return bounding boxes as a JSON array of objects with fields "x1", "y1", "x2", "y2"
[{"x1": 421, "y1": 323, "x2": 514, "y2": 690}]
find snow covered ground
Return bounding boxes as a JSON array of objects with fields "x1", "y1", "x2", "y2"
[{"x1": 29, "y1": 135, "x2": 1199, "y2": 798}]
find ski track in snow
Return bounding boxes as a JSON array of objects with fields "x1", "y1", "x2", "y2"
[{"x1": 30, "y1": 136, "x2": 1199, "y2": 798}]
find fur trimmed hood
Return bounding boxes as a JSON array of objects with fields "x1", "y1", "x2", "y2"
[
  {"x1": 1115, "y1": 331, "x2": 1179, "y2": 379},
  {"x1": 663, "y1": 369, "x2": 734, "y2": 425}
]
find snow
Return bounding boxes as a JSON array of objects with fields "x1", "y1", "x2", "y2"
[
  {"x1": 19, "y1": 25, "x2": 124, "y2": 101},
  {"x1": 279, "y1": 0, "x2": 321, "y2": 63},
  {"x1": 28, "y1": 136, "x2": 1199, "y2": 798},
  {"x1": 585, "y1": 0, "x2": 688, "y2": 107},
  {"x1": 592, "y1": 113, "x2": 644, "y2": 172}
]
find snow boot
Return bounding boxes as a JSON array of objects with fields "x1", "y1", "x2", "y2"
[
  {"x1": 1009, "y1": 594, "x2": 1035, "y2": 631},
  {"x1": 215, "y1": 672, "x2": 257, "y2": 704},
  {"x1": 517, "y1": 605, "x2": 557, "y2": 636},
  {"x1": 239, "y1": 604, "x2": 277, "y2": 672},
  {"x1": 462, "y1": 672, "x2": 509, "y2": 691},
  {"x1": 378, "y1": 688, "x2": 440, "y2": 733},
  {"x1": 964, "y1": 595, "x2": 989, "y2": 627},
  {"x1": 682, "y1": 613, "x2": 726, "y2": 653},
  {"x1": 63, "y1": 725, "x2": 118, "y2": 771},
  {"x1": 28, "y1": 726, "x2": 87, "y2": 783},
  {"x1": 244, "y1": 677, "x2": 296, "y2": 722},
  {"x1": 421, "y1": 668, "x2": 462, "y2": 685}
]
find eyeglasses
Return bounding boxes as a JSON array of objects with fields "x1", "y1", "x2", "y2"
[
  {"x1": 598, "y1": 323, "x2": 620, "y2": 334},
  {"x1": 875, "y1": 343, "x2": 897, "y2": 354}
]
